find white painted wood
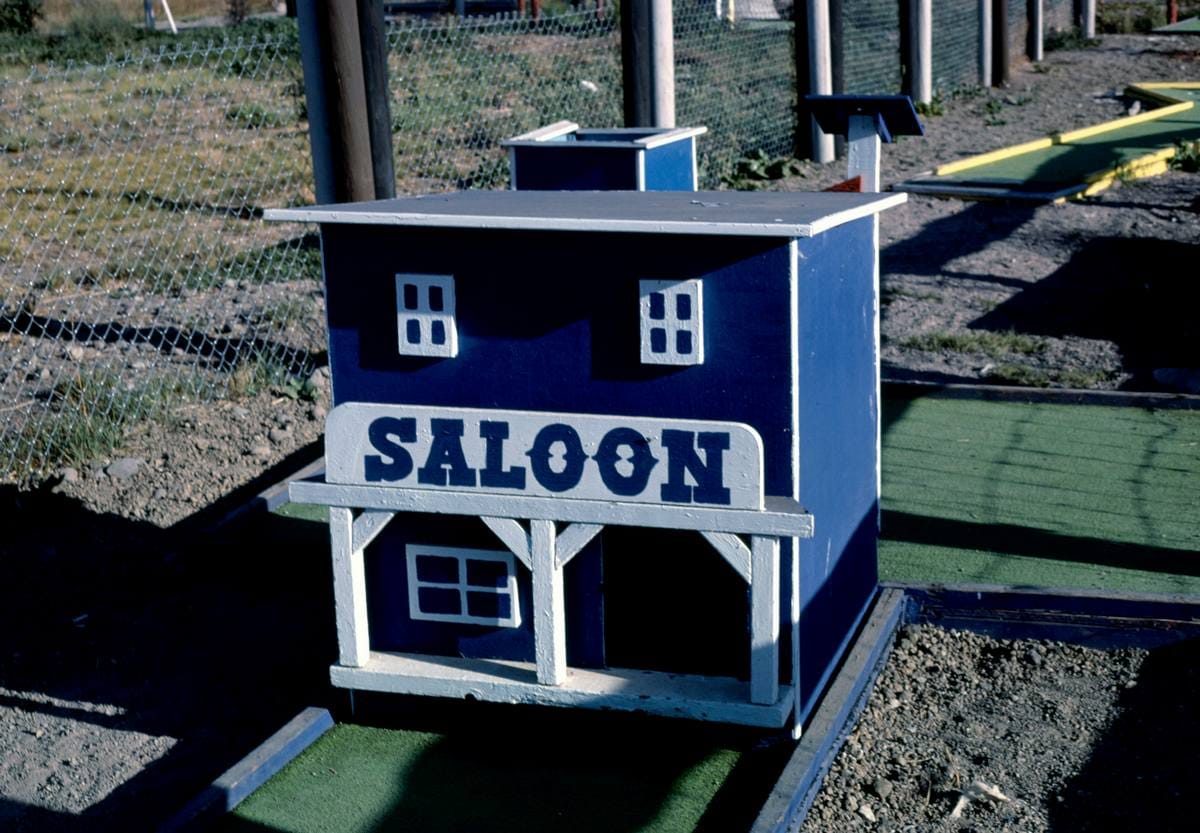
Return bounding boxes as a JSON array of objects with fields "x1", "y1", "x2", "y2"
[
  {"x1": 636, "y1": 150, "x2": 647, "y2": 191},
  {"x1": 263, "y1": 187, "x2": 908, "y2": 239},
  {"x1": 160, "y1": 0, "x2": 177, "y2": 35},
  {"x1": 750, "y1": 535, "x2": 780, "y2": 705},
  {"x1": 330, "y1": 651, "x2": 796, "y2": 727},
  {"x1": 351, "y1": 508, "x2": 394, "y2": 553},
  {"x1": 330, "y1": 507, "x2": 370, "y2": 667},
  {"x1": 700, "y1": 531, "x2": 752, "y2": 583},
  {"x1": 807, "y1": 0, "x2": 835, "y2": 163},
  {"x1": 1083, "y1": 0, "x2": 1095, "y2": 39},
  {"x1": 325, "y1": 402, "x2": 765, "y2": 510},
  {"x1": 911, "y1": 0, "x2": 933, "y2": 104},
  {"x1": 394, "y1": 273, "x2": 456, "y2": 358},
  {"x1": 639, "y1": 279, "x2": 704, "y2": 365},
  {"x1": 480, "y1": 516, "x2": 532, "y2": 569},
  {"x1": 503, "y1": 127, "x2": 705, "y2": 151},
  {"x1": 405, "y1": 544, "x2": 521, "y2": 628},
  {"x1": 633, "y1": 126, "x2": 707, "y2": 149},
  {"x1": 979, "y1": 0, "x2": 993, "y2": 87},
  {"x1": 788, "y1": 236, "x2": 801, "y2": 735},
  {"x1": 291, "y1": 480, "x2": 814, "y2": 538},
  {"x1": 531, "y1": 519, "x2": 567, "y2": 685},
  {"x1": 554, "y1": 523, "x2": 603, "y2": 569},
  {"x1": 846, "y1": 115, "x2": 881, "y2": 193},
  {"x1": 503, "y1": 120, "x2": 579, "y2": 143},
  {"x1": 1031, "y1": 0, "x2": 1044, "y2": 62},
  {"x1": 788, "y1": 533, "x2": 802, "y2": 739},
  {"x1": 649, "y1": 0, "x2": 676, "y2": 127}
]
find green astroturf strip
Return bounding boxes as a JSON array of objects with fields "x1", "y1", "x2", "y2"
[
  {"x1": 221, "y1": 722, "x2": 752, "y2": 833},
  {"x1": 880, "y1": 397, "x2": 1200, "y2": 594},
  {"x1": 922, "y1": 87, "x2": 1200, "y2": 192},
  {"x1": 1156, "y1": 16, "x2": 1200, "y2": 33}
]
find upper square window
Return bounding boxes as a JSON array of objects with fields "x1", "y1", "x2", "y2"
[
  {"x1": 640, "y1": 279, "x2": 703, "y2": 366},
  {"x1": 396, "y1": 273, "x2": 457, "y2": 358}
]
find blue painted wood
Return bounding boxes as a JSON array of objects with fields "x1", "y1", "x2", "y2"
[
  {"x1": 507, "y1": 125, "x2": 699, "y2": 191},
  {"x1": 160, "y1": 707, "x2": 335, "y2": 831},
  {"x1": 643, "y1": 138, "x2": 697, "y2": 190}
]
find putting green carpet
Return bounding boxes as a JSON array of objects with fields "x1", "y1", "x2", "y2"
[
  {"x1": 1156, "y1": 16, "x2": 1200, "y2": 33},
  {"x1": 880, "y1": 395, "x2": 1200, "y2": 595},
  {"x1": 219, "y1": 715, "x2": 786, "y2": 833},
  {"x1": 899, "y1": 85, "x2": 1200, "y2": 199}
]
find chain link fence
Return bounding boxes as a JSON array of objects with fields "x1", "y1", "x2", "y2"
[{"x1": 1, "y1": 5, "x2": 800, "y2": 482}]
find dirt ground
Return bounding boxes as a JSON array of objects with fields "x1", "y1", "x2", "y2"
[
  {"x1": 800, "y1": 624, "x2": 1198, "y2": 833},
  {"x1": 0, "y1": 29, "x2": 1198, "y2": 833}
]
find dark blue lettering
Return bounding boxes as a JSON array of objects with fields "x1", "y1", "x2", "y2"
[
  {"x1": 659, "y1": 430, "x2": 731, "y2": 505},
  {"x1": 527, "y1": 423, "x2": 587, "y2": 493},
  {"x1": 418, "y1": 419, "x2": 477, "y2": 487},
  {"x1": 593, "y1": 427, "x2": 657, "y2": 497},
  {"x1": 479, "y1": 420, "x2": 526, "y2": 489},
  {"x1": 364, "y1": 417, "x2": 416, "y2": 482}
]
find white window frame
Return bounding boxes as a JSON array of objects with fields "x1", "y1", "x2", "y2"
[
  {"x1": 406, "y1": 544, "x2": 521, "y2": 628},
  {"x1": 640, "y1": 279, "x2": 704, "y2": 366},
  {"x1": 396, "y1": 273, "x2": 458, "y2": 358}
]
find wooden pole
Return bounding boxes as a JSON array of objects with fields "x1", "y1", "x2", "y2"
[
  {"x1": 979, "y1": 0, "x2": 992, "y2": 86},
  {"x1": 808, "y1": 0, "x2": 834, "y2": 163},
  {"x1": 1030, "y1": 0, "x2": 1043, "y2": 62},
  {"x1": 1169, "y1": 1, "x2": 1179, "y2": 25},
  {"x1": 143, "y1": 0, "x2": 155, "y2": 29},
  {"x1": 296, "y1": 0, "x2": 376, "y2": 204},
  {"x1": 916, "y1": 0, "x2": 932, "y2": 104},
  {"x1": 793, "y1": 0, "x2": 813, "y2": 160},
  {"x1": 622, "y1": 0, "x2": 676, "y2": 127},
  {"x1": 993, "y1": 0, "x2": 1010, "y2": 87},
  {"x1": 357, "y1": 0, "x2": 396, "y2": 200}
]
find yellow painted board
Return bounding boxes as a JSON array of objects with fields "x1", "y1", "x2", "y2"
[
  {"x1": 934, "y1": 137, "x2": 1055, "y2": 176},
  {"x1": 1055, "y1": 100, "x2": 1194, "y2": 143}
]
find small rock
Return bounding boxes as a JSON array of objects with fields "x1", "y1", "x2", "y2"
[
  {"x1": 231, "y1": 406, "x2": 250, "y2": 420},
  {"x1": 152, "y1": 488, "x2": 167, "y2": 500},
  {"x1": 250, "y1": 443, "x2": 272, "y2": 459},
  {"x1": 859, "y1": 804, "x2": 877, "y2": 822},
  {"x1": 309, "y1": 403, "x2": 328, "y2": 422},
  {"x1": 268, "y1": 427, "x2": 290, "y2": 444},
  {"x1": 65, "y1": 345, "x2": 85, "y2": 362},
  {"x1": 106, "y1": 457, "x2": 143, "y2": 481},
  {"x1": 58, "y1": 467, "x2": 79, "y2": 484},
  {"x1": 872, "y1": 778, "x2": 893, "y2": 800}
]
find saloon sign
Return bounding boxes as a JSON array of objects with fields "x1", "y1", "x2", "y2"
[{"x1": 325, "y1": 403, "x2": 765, "y2": 510}]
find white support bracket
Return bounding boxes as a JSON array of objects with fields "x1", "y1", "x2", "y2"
[
  {"x1": 481, "y1": 516, "x2": 532, "y2": 570},
  {"x1": 351, "y1": 508, "x2": 395, "y2": 553},
  {"x1": 554, "y1": 523, "x2": 603, "y2": 569},
  {"x1": 700, "y1": 531, "x2": 752, "y2": 583}
]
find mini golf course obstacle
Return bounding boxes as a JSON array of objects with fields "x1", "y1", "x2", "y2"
[
  {"x1": 803, "y1": 95, "x2": 925, "y2": 192},
  {"x1": 264, "y1": 189, "x2": 907, "y2": 737},
  {"x1": 897, "y1": 83, "x2": 1200, "y2": 201},
  {"x1": 501, "y1": 121, "x2": 707, "y2": 191}
]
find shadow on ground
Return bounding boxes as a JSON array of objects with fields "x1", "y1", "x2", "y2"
[
  {"x1": 1050, "y1": 638, "x2": 1200, "y2": 832},
  {"x1": 0, "y1": 470, "x2": 335, "y2": 832}
]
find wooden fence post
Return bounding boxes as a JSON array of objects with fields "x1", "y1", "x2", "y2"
[
  {"x1": 979, "y1": 0, "x2": 992, "y2": 86},
  {"x1": 622, "y1": 0, "x2": 676, "y2": 127},
  {"x1": 807, "y1": 0, "x2": 834, "y2": 163}
]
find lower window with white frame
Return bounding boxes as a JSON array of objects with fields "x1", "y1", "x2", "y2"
[{"x1": 406, "y1": 545, "x2": 521, "y2": 628}]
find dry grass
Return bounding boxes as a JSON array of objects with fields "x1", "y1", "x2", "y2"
[{"x1": 38, "y1": 0, "x2": 279, "y2": 28}]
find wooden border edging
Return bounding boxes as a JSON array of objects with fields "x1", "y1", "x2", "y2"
[
  {"x1": 750, "y1": 587, "x2": 906, "y2": 833},
  {"x1": 159, "y1": 707, "x2": 334, "y2": 832},
  {"x1": 882, "y1": 379, "x2": 1200, "y2": 409}
]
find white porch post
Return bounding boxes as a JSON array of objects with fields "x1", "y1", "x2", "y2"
[
  {"x1": 531, "y1": 519, "x2": 568, "y2": 685},
  {"x1": 331, "y1": 507, "x2": 370, "y2": 667},
  {"x1": 846, "y1": 114, "x2": 881, "y2": 192},
  {"x1": 750, "y1": 535, "x2": 781, "y2": 705}
]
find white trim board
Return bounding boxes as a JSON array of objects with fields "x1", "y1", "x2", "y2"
[
  {"x1": 263, "y1": 191, "x2": 908, "y2": 239},
  {"x1": 330, "y1": 650, "x2": 795, "y2": 727},
  {"x1": 289, "y1": 478, "x2": 814, "y2": 538}
]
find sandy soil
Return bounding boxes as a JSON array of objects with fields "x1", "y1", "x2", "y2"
[{"x1": 1, "y1": 29, "x2": 1197, "y2": 833}]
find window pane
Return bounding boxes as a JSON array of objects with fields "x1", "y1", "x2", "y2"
[
  {"x1": 676, "y1": 330, "x2": 693, "y2": 355},
  {"x1": 466, "y1": 558, "x2": 508, "y2": 588},
  {"x1": 406, "y1": 319, "x2": 422, "y2": 345},
  {"x1": 428, "y1": 285, "x2": 444, "y2": 312},
  {"x1": 650, "y1": 327, "x2": 667, "y2": 354},
  {"x1": 649, "y1": 292, "x2": 666, "y2": 320},
  {"x1": 415, "y1": 554, "x2": 459, "y2": 583},
  {"x1": 403, "y1": 283, "x2": 419, "y2": 310},
  {"x1": 418, "y1": 587, "x2": 461, "y2": 615},
  {"x1": 676, "y1": 292, "x2": 692, "y2": 321},
  {"x1": 467, "y1": 591, "x2": 510, "y2": 620},
  {"x1": 430, "y1": 320, "x2": 446, "y2": 345}
]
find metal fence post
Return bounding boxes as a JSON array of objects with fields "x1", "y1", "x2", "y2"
[
  {"x1": 622, "y1": 0, "x2": 676, "y2": 128},
  {"x1": 1082, "y1": 0, "x2": 1095, "y2": 38},
  {"x1": 807, "y1": 0, "x2": 834, "y2": 163},
  {"x1": 993, "y1": 0, "x2": 1010, "y2": 87},
  {"x1": 1030, "y1": 0, "x2": 1043, "y2": 62},
  {"x1": 979, "y1": 0, "x2": 992, "y2": 87},
  {"x1": 907, "y1": 0, "x2": 931, "y2": 105}
]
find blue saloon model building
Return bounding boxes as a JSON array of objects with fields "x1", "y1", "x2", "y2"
[{"x1": 265, "y1": 189, "x2": 905, "y2": 736}]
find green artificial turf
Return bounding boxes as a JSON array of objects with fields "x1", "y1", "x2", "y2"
[
  {"x1": 879, "y1": 395, "x2": 1200, "y2": 594},
  {"x1": 930, "y1": 87, "x2": 1200, "y2": 192},
  {"x1": 1156, "y1": 16, "x2": 1200, "y2": 33},
  {"x1": 220, "y1": 716, "x2": 785, "y2": 833}
]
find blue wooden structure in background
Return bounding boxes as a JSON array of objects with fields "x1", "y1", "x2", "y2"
[
  {"x1": 502, "y1": 121, "x2": 706, "y2": 191},
  {"x1": 266, "y1": 189, "x2": 905, "y2": 734}
]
